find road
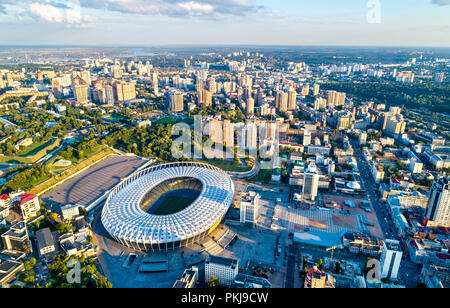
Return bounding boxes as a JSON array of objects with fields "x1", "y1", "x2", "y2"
[{"x1": 351, "y1": 139, "x2": 422, "y2": 287}]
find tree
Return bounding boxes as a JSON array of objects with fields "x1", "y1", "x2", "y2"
[
  {"x1": 316, "y1": 259, "x2": 323, "y2": 271},
  {"x1": 334, "y1": 261, "x2": 341, "y2": 275},
  {"x1": 208, "y1": 276, "x2": 219, "y2": 288}
]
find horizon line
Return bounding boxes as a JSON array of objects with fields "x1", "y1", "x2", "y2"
[{"x1": 0, "y1": 44, "x2": 450, "y2": 49}]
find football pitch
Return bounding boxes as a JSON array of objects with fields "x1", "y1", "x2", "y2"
[{"x1": 152, "y1": 195, "x2": 196, "y2": 215}]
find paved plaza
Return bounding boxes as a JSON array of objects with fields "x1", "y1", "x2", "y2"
[
  {"x1": 286, "y1": 207, "x2": 368, "y2": 235},
  {"x1": 42, "y1": 155, "x2": 148, "y2": 207}
]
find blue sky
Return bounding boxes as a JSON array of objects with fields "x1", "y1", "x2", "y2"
[{"x1": 0, "y1": 0, "x2": 449, "y2": 46}]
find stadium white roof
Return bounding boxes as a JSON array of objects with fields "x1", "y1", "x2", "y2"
[{"x1": 101, "y1": 162, "x2": 234, "y2": 247}]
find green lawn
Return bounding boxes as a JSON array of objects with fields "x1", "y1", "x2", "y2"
[
  {"x1": 156, "y1": 117, "x2": 193, "y2": 125},
  {"x1": 200, "y1": 159, "x2": 251, "y2": 172},
  {"x1": 249, "y1": 169, "x2": 272, "y2": 184},
  {"x1": 16, "y1": 139, "x2": 55, "y2": 157}
]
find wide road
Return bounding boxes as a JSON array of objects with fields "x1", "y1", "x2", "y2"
[
  {"x1": 351, "y1": 140, "x2": 396, "y2": 240},
  {"x1": 351, "y1": 139, "x2": 422, "y2": 287}
]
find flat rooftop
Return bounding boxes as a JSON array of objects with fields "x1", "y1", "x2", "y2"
[
  {"x1": 206, "y1": 255, "x2": 238, "y2": 268},
  {"x1": 42, "y1": 155, "x2": 148, "y2": 207}
]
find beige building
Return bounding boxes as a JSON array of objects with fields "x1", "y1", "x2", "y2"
[
  {"x1": 167, "y1": 91, "x2": 184, "y2": 113},
  {"x1": 327, "y1": 90, "x2": 346, "y2": 106},
  {"x1": 223, "y1": 120, "x2": 234, "y2": 147},
  {"x1": 72, "y1": 76, "x2": 90, "y2": 103},
  {"x1": 275, "y1": 90, "x2": 288, "y2": 113},
  {"x1": 113, "y1": 81, "x2": 136, "y2": 102}
]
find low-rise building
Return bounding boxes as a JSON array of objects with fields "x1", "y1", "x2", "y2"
[
  {"x1": 1, "y1": 221, "x2": 32, "y2": 254},
  {"x1": 61, "y1": 204, "x2": 80, "y2": 221},
  {"x1": 0, "y1": 259, "x2": 24, "y2": 287},
  {"x1": 370, "y1": 162, "x2": 385, "y2": 184},
  {"x1": 12, "y1": 193, "x2": 40, "y2": 221},
  {"x1": 205, "y1": 255, "x2": 239, "y2": 287},
  {"x1": 0, "y1": 194, "x2": 10, "y2": 219},
  {"x1": 304, "y1": 267, "x2": 335, "y2": 288},
  {"x1": 36, "y1": 228, "x2": 57, "y2": 259},
  {"x1": 172, "y1": 267, "x2": 198, "y2": 288},
  {"x1": 421, "y1": 264, "x2": 450, "y2": 288}
]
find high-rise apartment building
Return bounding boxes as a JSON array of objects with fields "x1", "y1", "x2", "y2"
[
  {"x1": 313, "y1": 84, "x2": 320, "y2": 96},
  {"x1": 426, "y1": 176, "x2": 450, "y2": 227},
  {"x1": 113, "y1": 81, "x2": 136, "y2": 102},
  {"x1": 152, "y1": 72, "x2": 159, "y2": 95},
  {"x1": 167, "y1": 91, "x2": 184, "y2": 113},
  {"x1": 246, "y1": 97, "x2": 254, "y2": 115},
  {"x1": 275, "y1": 90, "x2": 288, "y2": 113},
  {"x1": 208, "y1": 77, "x2": 217, "y2": 94},
  {"x1": 384, "y1": 114, "x2": 406, "y2": 135},
  {"x1": 246, "y1": 122, "x2": 258, "y2": 155},
  {"x1": 359, "y1": 132, "x2": 368, "y2": 145},
  {"x1": 327, "y1": 90, "x2": 346, "y2": 106},
  {"x1": 209, "y1": 119, "x2": 223, "y2": 145},
  {"x1": 105, "y1": 85, "x2": 115, "y2": 105},
  {"x1": 202, "y1": 89, "x2": 212, "y2": 107},
  {"x1": 288, "y1": 88, "x2": 297, "y2": 110},
  {"x1": 303, "y1": 163, "x2": 319, "y2": 201},
  {"x1": 380, "y1": 239, "x2": 403, "y2": 280},
  {"x1": 72, "y1": 76, "x2": 90, "y2": 103},
  {"x1": 223, "y1": 120, "x2": 234, "y2": 148}
]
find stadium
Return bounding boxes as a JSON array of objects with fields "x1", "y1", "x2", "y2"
[{"x1": 101, "y1": 162, "x2": 235, "y2": 251}]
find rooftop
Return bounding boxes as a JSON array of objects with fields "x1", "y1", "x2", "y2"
[
  {"x1": 206, "y1": 255, "x2": 238, "y2": 268},
  {"x1": 36, "y1": 228, "x2": 56, "y2": 250}
]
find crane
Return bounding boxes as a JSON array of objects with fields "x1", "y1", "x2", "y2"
[
  {"x1": 326, "y1": 240, "x2": 381, "y2": 261},
  {"x1": 326, "y1": 242, "x2": 354, "y2": 261}
]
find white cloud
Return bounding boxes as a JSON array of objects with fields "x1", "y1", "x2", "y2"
[
  {"x1": 432, "y1": 0, "x2": 450, "y2": 5},
  {"x1": 0, "y1": 0, "x2": 96, "y2": 27},
  {"x1": 78, "y1": 0, "x2": 261, "y2": 18},
  {"x1": 29, "y1": 3, "x2": 64, "y2": 23}
]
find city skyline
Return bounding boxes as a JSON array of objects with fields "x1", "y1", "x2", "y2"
[{"x1": 0, "y1": 0, "x2": 449, "y2": 47}]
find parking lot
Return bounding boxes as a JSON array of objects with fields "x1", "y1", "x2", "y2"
[{"x1": 42, "y1": 155, "x2": 148, "y2": 208}]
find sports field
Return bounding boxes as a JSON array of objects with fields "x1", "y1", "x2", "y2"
[{"x1": 152, "y1": 195, "x2": 196, "y2": 215}]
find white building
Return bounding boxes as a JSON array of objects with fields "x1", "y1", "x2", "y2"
[
  {"x1": 425, "y1": 176, "x2": 450, "y2": 227},
  {"x1": 61, "y1": 204, "x2": 81, "y2": 221},
  {"x1": 239, "y1": 191, "x2": 260, "y2": 226},
  {"x1": 13, "y1": 193, "x2": 40, "y2": 221},
  {"x1": 205, "y1": 255, "x2": 239, "y2": 287},
  {"x1": 303, "y1": 130, "x2": 311, "y2": 146},
  {"x1": 0, "y1": 194, "x2": 11, "y2": 219},
  {"x1": 409, "y1": 159, "x2": 423, "y2": 174},
  {"x1": 370, "y1": 162, "x2": 385, "y2": 184},
  {"x1": 245, "y1": 122, "x2": 258, "y2": 155},
  {"x1": 359, "y1": 132, "x2": 367, "y2": 146},
  {"x1": 36, "y1": 228, "x2": 56, "y2": 258},
  {"x1": 303, "y1": 163, "x2": 319, "y2": 201},
  {"x1": 380, "y1": 239, "x2": 403, "y2": 281}
]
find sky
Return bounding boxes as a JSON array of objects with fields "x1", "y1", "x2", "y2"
[{"x1": 0, "y1": 0, "x2": 449, "y2": 47}]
